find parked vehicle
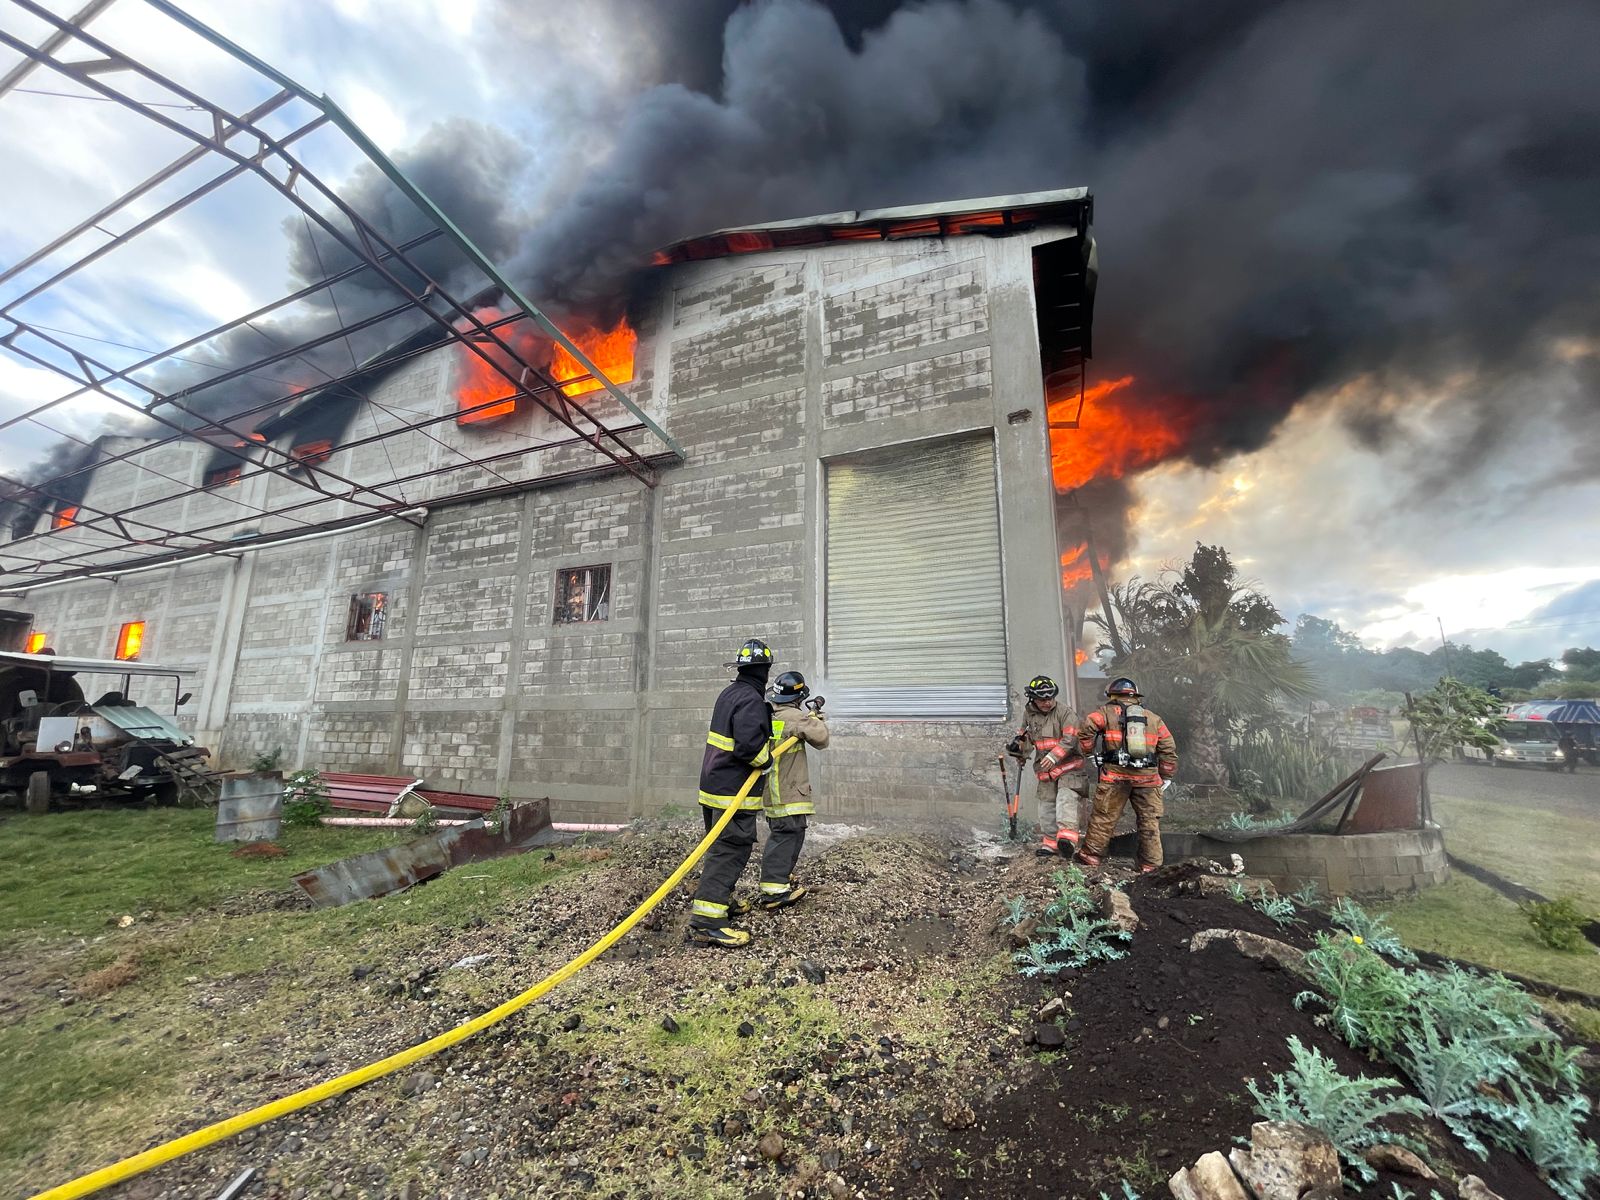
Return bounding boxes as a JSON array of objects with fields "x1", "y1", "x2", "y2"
[
  {"x1": 1457, "y1": 719, "x2": 1567, "y2": 770},
  {"x1": 0, "y1": 650, "x2": 213, "y2": 811}
]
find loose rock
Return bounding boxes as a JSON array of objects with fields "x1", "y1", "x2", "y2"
[
  {"x1": 1033, "y1": 1024, "x2": 1065, "y2": 1050},
  {"x1": 661, "y1": 1015, "x2": 680, "y2": 1035},
  {"x1": 1363, "y1": 1144, "x2": 1437, "y2": 1180},
  {"x1": 1099, "y1": 888, "x2": 1140, "y2": 934},
  {"x1": 402, "y1": 1072, "x2": 437, "y2": 1096},
  {"x1": 1036, "y1": 996, "x2": 1067, "y2": 1021},
  {"x1": 1228, "y1": 1121, "x2": 1340, "y2": 1200},
  {"x1": 939, "y1": 1095, "x2": 976, "y2": 1130},
  {"x1": 560, "y1": 1013, "x2": 581, "y2": 1032},
  {"x1": 1169, "y1": 1150, "x2": 1251, "y2": 1200},
  {"x1": 798, "y1": 959, "x2": 827, "y2": 985},
  {"x1": 1459, "y1": 1178, "x2": 1507, "y2": 1200},
  {"x1": 1189, "y1": 929, "x2": 1308, "y2": 977},
  {"x1": 758, "y1": 1131, "x2": 785, "y2": 1161}
]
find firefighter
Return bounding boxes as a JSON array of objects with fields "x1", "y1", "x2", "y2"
[
  {"x1": 1075, "y1": 678, "x2": 1178, "y2": 871},
  {"x1": 758, "y1": 670, "x2": 828, "y2": 907},
  {"x1": 1006, "y1": 675, "x2": 1090, "y2": 858},
  {"x1": 688, "y1": 638, "x2": 776, "y2": 948}
]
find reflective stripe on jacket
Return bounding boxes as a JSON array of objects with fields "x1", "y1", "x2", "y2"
[
  {"x1": 699, "y1": 676, "x2": 773, "y2": 809},
  {"x1": 1016, "y1": 701, "x2": 1084, "y2": 779},
  {"x1": 764, "y1": 703, "x2": 829, "y2": 817},
  {"x1": 1078, "y1": 702, "x2": 1178, "y2": 785}
]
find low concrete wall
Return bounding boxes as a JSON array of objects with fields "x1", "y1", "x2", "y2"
[{"x1": 1148, "y1": 827, "x2": 1449, "y2": 897}]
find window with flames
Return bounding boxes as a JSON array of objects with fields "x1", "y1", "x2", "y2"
[
  {"x1": 554, "y1": 565, "x2": 610, "y2": 624},
  {"x1": 204, "y1": 463, "x2": 242, "y2": 489},
  {"x1": 26, "y1": 631, "x2": 48, "y2": 654},
  {"x1": 115, "y1": 620, "x2": 145, "y2": 661},
  {"x1": 346, "y1": 593, "x2": 387, "y2": 642}
]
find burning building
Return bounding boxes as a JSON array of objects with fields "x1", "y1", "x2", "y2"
[{"x1": 5, "y1": 188, "x2": 1096, "y2": 821}]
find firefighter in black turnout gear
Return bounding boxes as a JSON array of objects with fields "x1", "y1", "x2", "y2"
[{"x1": 689, "y1": 638, "x2": 776, "y2": 948}]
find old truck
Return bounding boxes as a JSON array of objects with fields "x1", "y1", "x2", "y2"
[{"x1": 0, "y1": 649, "x2": 214, "y2": 812}]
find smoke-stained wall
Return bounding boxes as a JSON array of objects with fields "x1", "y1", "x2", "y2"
[{"x1": 10, "y1": 220, "x2": 1079, "y2": 820}]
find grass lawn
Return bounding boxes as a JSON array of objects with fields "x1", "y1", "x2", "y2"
[
  {"x1": 0, "y1": 808, "x2": 403, "y2": 945},
  {"x1": 0, "y1": 807, "x2": 590, "y2": 1191},
  {"x1": 1428, "y1": 788, "x2": 1600, "y2": 908},
  {"x1": 1386, "y1": 782, "x2": 1600, "y2": 1036}
]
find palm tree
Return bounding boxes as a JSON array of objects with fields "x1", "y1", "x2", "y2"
[{"x1": 1090, "y1": 545, "x2": 1316, "y2": 787}]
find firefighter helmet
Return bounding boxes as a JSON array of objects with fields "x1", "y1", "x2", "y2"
[
  {"x1": 769, "y1": 670, "x2": 810, "y2": 705},
  {"x1": 726, "y1": 638, "x2": 774, "y2": 668},
  {"x1": 1105, "y1": 677, "x2": 1142, "y2": 699},
  {"x1": 1024, "y1": 675, "x2": 1059, "y2": 700}
]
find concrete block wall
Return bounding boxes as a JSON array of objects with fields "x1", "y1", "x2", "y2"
[
  {"x1": 1158, "y1": 829, "x2": 1451, "y2": 897},
  {"x1": 10, "y1": 221, "x2": 1082, "y2": 824}
]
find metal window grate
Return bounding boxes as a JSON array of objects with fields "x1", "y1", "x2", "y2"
[
  {"x1": 345, "y1": 593, "x2": 386, "y2": 641},
  {"x1": 554, "y1": 565, "x2": 611, "y2": 624}
]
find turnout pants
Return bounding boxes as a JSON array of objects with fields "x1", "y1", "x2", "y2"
[
  {"x1": 1082, "y1": 776, "x2": 1164, "y2": 867},
  {"x1": 760, "y1": 814, "x2": 807, "y2": 892},
  {"x1": 1037, "y1": 772, "x2": 1090, "y2": 851},
  {"x1": 690, "y1": 805, "x2": 758, "y2": 927}
]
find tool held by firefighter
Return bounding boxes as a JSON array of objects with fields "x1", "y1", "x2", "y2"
[
  {"x1": 994, "y1": 752, "x2": 1022, "y2": 839},
  {"x1": 1075, "y1": 677, "x2": 1179, "y2": 872},
  {"x1": 1006, "y1": 675, "x2": 1091, "y2": 858}
]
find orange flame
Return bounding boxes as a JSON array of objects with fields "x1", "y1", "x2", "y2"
[
  {"x1": 1074, "y1": 647, "x2": 1089, "y2": 667},
  {"x1": 549, "y1": 319, "x2": 637, "y2": 398},
  {"x1": 453, "y1": 312, "x2": 637, "y2": 423},
  {"x1": 1048, "y1": 375, "x2": 1187, "y2": 493}
]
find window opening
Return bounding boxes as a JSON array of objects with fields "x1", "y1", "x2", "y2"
[
  {"x1": 26, "y1": 631, "x2": 48, "y2": 654},
  {"x1": 554, "y1": 565, "x2": 611, "y2": 624},
  {"x1": 346, "y1": 593, "x2": 387, "y2": 641},
  {"x1": 1032, "y1": 236, "x2": 1095, "y2": 426},
  {"x1": 290, "y1": 439, "x2": 333, "y2": 468},
  {"x1": 115, "y1": 620, "x2": 146, "y2": 661},
  {"x1": 53, "y1": 504, "x2": 79, "y2": 530},
  {"x1": 204, "y1": 464, "x2": 242, "y2": 488}
]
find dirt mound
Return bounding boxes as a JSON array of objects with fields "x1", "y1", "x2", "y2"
[{"x1": 902, "y1": 875, "x2": 1574, "y2": 1200}]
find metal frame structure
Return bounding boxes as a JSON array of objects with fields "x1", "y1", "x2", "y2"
[{"x1": 0, "y1": 0, "x2": 683, "y2": 593}]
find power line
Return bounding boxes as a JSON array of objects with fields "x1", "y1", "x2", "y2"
[{"x1": 15, "y1": 86, "x2": 204, "y2": 111}]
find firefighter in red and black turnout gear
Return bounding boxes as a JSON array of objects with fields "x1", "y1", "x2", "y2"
[
  {"x1": 1075, "y1": 677, "x2": 1178, "y2": 871},
  {"x1": 1006, "y1": 675, "x2": 1090, "y2": 858},
  {"x1": 689, "y1": 638, "x2": 776, "y2": 948}
]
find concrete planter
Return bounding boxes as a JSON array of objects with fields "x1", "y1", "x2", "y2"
[{"x1": 215, "y1": 771, "x2": 283, "y2": 843}]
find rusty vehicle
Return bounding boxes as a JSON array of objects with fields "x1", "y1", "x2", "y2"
[{"x1": 0, "y1": 649, "x2": 213, "y2": 812}]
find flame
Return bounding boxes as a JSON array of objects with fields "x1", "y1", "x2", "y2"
[
  {"x1": 453, "y1": 311, "x2": 637, "y2": 423},
  {"x1": 549, "y1": 319, "x2": 637, "y2": 398},
  {"x1": 1074, "y1": 647, "x2": 1089, "y2": 667},
  {"x1": 1060, "y1": 541, "x2": 1093, "y2": 589},
  {"x1": 1048, "y1": 375, "x2": 1188, "y2": 493}
]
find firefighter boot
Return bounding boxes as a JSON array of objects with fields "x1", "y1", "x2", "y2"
[
  {"x1": 759, "y1": 883, "x2": 809, "y2": 912},
  {"x1": 1076, "y1": 851, "x2": 1103, "y2": 867},
  {"x1": 728, "y1": 897, "x2": 753, "y2": 918},
  {"x1": 1057, "y1": 828, "x2": 1081, "y2": 861},
  {"x1": 689, "y1": 923, "x2": 752, "y2": 949}
]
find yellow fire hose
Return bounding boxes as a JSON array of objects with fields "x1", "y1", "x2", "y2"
[{"x1": 29, "y1": 737, "x2": 798, "y2": 1200}]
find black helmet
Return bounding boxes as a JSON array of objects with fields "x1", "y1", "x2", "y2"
[
  {"x1": 769, "y1": 670, "x2": 810, "y2": 705},
  {"x1": 1024, "y1": 675, "x2": 1059, "y2": 701},
  {"x1": 726, "y1": 638, "x2": 774, "y2": 668},
  {"x1": 1106, "y1": 677, "x2": 1141, "y2": 699}
]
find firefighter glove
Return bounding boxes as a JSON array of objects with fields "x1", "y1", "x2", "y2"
[{"x1": 1005, "y1": 735, "x2": 1027, "y2": 758}]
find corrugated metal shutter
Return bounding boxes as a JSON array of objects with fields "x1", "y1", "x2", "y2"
[{"x1": 826, "y1": 435, "x2": 1006, "y2": 718}]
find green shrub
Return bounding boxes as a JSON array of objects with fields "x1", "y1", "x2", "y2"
[
  {"x1": 1329, "y1": 897, "x2": 1418, "y2": 965},
  {"x1": 1246, "y1": 1036, "x2": 1425, "y2": 1182},
  {"x1": 410, "y1": 804, "x2": 441, "y2": 836},
  {"x1": 1254, "y1": 885, "x2": 1299, "y2": 928},
  {"x1": 1485, "y1": 1081, "x2": 1599, "y2": 1200},
  {"x1": 1295, "y1": 933, "x2": 1414, "y2": 1053},
  {"x1": 247, "y1": 746, "x2": 283, "y2": 773},
  {"x1": 1522, "y1": 897, "x2": 1591, "y2": 953},
  {"x1": 280, "y1": 768, "x2": 329, "y2": 829}
]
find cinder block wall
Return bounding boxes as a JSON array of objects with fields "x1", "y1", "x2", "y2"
[{"x1": 13, "y1": 228, "x2": 1084, "y2": 824}]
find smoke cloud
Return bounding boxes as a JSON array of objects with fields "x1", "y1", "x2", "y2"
[{"x1": 8, "y1": 0, "x2": 1599, "y2": 570}]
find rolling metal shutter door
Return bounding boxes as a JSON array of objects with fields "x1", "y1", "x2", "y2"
[{"x1": 826, "y1": 435, "x2": 1007, "y2": 718}]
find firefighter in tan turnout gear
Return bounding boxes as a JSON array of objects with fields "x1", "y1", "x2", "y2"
[
  {"x1": 689, "y1": 638, "x2": 777, "y2": 948},
  {"x1": 758, "y1": 670, "x2": 828, "y2": 906},
  {"x1": 1075, "y1": 677, "x2": 1179, "y2": 871},
  {"x1": 1006, "y1": 675, "x2": 1090, "y2": 858}
]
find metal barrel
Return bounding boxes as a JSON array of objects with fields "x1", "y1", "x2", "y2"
[{"x1": 215, "y1": 773, "x2": 283, "y2": 842}]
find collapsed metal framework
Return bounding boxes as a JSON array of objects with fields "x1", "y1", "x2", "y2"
[{"x1": 0, "y1": 0, "x2": 682, "y2": 594}]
